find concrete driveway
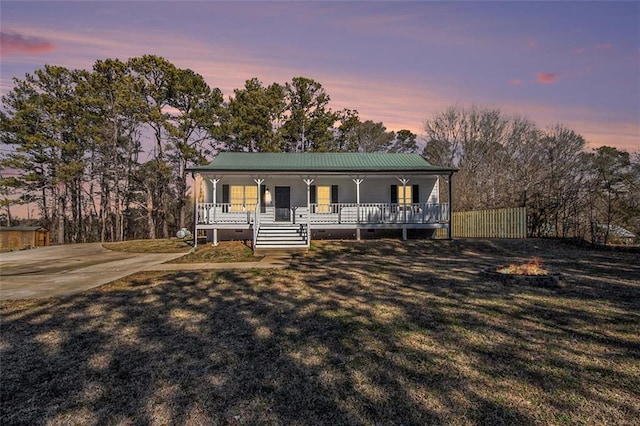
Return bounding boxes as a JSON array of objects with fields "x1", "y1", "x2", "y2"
[{"x1": 0, "y1": 243, "x2": 185, "y2": 300}]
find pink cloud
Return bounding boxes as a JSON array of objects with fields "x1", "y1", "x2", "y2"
[
  {"x1": 572, "y1": 44, "x2": 612, "y2": 55},
  {"x1": 594, "y1": 43, "x2": 612, "y2": 50},
  {"x1": 509, "y1": 79, "x2": 524, "y2": 86},
  {"x1": 536, "y1": 72, "x2": 559, "y2": 84},
  {"x1": 527, "y1": 39, "x2": 537, "y2": 49},
  {"x1": 0, "y1": 31, "x2": 55, "y2": 57}
]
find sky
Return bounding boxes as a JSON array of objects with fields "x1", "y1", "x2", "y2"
[{"x1": 1, "y1": 0, "x2": 639, "y2": 152}]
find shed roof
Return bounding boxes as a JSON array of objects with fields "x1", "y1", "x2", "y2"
[
  {"x1": 189, "y1": 153, "x2": 457, "y2": 174},
  {"x1": 600, "y1": 224, "x2": 637, "y2": 238}
]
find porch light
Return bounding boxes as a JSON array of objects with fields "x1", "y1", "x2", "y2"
[{"x1": 264, "y1": 187, "x2": 272, "y2": 204}]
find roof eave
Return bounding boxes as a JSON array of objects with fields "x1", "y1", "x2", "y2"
[{"x1": 187, "y1": 167, "x2": 458, "y2": 174}]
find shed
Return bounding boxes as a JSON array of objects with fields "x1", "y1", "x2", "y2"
[
  {"x1": 599, "y1": 224, "x2": 638, "y2": 246},
  {"x1": 0, "y1": 226, "x2": 50, "y2": 250}
]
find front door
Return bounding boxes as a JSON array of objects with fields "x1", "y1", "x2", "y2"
[{"x1": 275, "y1": 186, "x2": 291, "y2": 222}]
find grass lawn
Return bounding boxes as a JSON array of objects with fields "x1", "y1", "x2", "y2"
[
  {"x1": 169, "y1": 241, "x2": 259, "y2": 264},
  {"x1": 103, "y1": 239, "x2": 259, "y2": 263},
  {"x1": 103, "y1": 238, "x2": 192, "y2": 253},
  {"x1": 1, "y1": 239, "x2": 639, "y2": 425}
]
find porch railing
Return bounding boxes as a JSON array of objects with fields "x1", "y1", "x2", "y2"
[
  {"x1": 309, "y1": 202, "x2": 448, "y2": 224},
  {"x1": 197, "y1": 202, "x2": 449, "y2": 225},
  {"x1": 196, "y1": 203, "x2": 254, "y2": 224}
]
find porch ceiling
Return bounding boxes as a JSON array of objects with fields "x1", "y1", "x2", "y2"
[{"x1": 188, "y1": 153, "x2": 457, "y2": 175}]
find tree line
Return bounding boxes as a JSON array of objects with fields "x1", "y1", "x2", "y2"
[
  {"x1": 1, "y1": 55, "x2": 638, "y2": 244},
  {"x1": 0, "y1": 55, "x2": 416, "y2": 243},
  {"x1": 423, "y1": 106, "x2": 639, "y2": 243}
]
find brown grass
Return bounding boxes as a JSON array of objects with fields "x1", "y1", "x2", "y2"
[
  {"x1": 169, "y1": 241, "x2": 259, "y2": 264},
  {"x1": 104, "y1": 239, "x2": 259, "y2": 264},
  {"x1": 1, "y1": 238, "x2": 639, "y2": 425},
  {"x1": 103, "y1": 238, "x2": 191, "y2": 253}
]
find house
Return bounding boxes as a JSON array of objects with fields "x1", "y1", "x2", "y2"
[
  {"x1": 597, "y1": 224, "x2": 638, "y2": 246},
  {"x1": 0, "y1": 226, "x2": 50, "y2": 250},
  {"x1": 188, "y1": 152, "x2": 457, "y2": 249}
]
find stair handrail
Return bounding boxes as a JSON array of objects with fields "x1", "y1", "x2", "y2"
[{"x1": 304, "y1": 210, "x2": 311, "y2": 248}]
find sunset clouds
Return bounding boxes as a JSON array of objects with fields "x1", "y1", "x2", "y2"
[
  {"x1": 536, "y1": 73, "x2": 559, "y2": 84},
  {"x1": 594, "y1": 43, "x2": 612, "y2": 50},
  {"x1": 0, "y1": 1, "x2": 637, "y2": 153},
  {"x1": 508, "y1": 73, "x2": 560, "y2": 86},
  {"x1": 0, "y1": 30, "x2": 54, "y2": 56},
  {"x1": 573, "y1": 42, "x2": 613, "y2": 55}
]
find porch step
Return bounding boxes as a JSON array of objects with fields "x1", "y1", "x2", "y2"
[{"x1": 255, "y1": 224, "x2": 308, "y2": 249}]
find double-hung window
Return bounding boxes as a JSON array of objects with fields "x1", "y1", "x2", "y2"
[
  {"x1": 398, "y1": 186, "x2": 412, "y2": 206},
  {"x1": 391, "y1": 184, "x2": 420, "y2": 212},
  {"x1": 310, "y1": 185, "x2": 338, "y2": 213},
  {"x1": 227, "y1": 185, "x2": 258, "y2": 212},
  {"x1": 317, "y1": 186, "x2": 331, "y2": 213}
]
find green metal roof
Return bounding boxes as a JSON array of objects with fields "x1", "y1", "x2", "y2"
[{"x1": 189, "y1": 153, "x2": 456, "y2": 174}]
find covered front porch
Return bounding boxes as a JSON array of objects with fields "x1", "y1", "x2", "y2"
[
  {"x1": 188, "y1": 152, "x2": 457, "y2": 249},
  {"x1": 194, "y1": 174, "x2": 452, "y2": 248}
]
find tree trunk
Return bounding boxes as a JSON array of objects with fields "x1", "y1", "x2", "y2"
[
  {"x1": 604, "y1": 186, "x2": 612, "y2": 245},
  {"x1": 162, "y1": 206, "x2": 169, "y2": 238},
  {"x1": 100, "y1": 183, "x2": 109, "y2": 243},
  {"x1": 146, "y1": 187, "x2": 156, "y2": 239},
  {"x1": 5, "y1": 203, "x2": 11, "y2": 226},
  {"x1": 112, "y1": 121, "x2": 122, "y2": 241},
  {"x1": 57, "y1": 188, "x2": 65, "y2": 244},
  {"x1": 178, "y1": 158, "x2": 187, "y2": 229}
]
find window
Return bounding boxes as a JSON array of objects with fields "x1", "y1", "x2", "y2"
[
  {"x1": 391, "y1": 184, "x2": 419, "y2": 210},
  {"x1": 230, "y1": 185, "x2": 258, "y2": 212},
  {"x1": 230, "y1": 186, "x2": 244, "y2": 211},
  {"x1": 245, "y1": 186, "x2": 257, "y2": 211},
  {"x1": 317, "y1": 186, "x2": 331, "y2": 213},
  {"x1": 398, "y1": 186, "x2": 412, "y2": 206},
  {"x1": 311, "y1": 185, "x2": 338, "y2": 213}
]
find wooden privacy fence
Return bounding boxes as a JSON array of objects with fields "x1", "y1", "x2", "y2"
[{"x1": 436, "y1": 207, "x2": 527, "y2": 239}]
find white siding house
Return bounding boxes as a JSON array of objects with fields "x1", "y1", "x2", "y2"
[{"x1": 188, "y1": 153, "x2": 457, "y2": 249}]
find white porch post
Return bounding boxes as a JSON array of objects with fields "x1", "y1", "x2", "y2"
[
  {"x1": 303, "y1": 179, "x2": 314, "y2": 214},
  {"x1": 396, "y1": 176, "x2": 410, "y2": 240},
  {"x1": 192, "y1": 173, "x2": 198, "y2": 248},
  {"x1": 352, "y1": 178, "x2": 364, "y2": 241},
  {"x1": 209, "y1": 178, "x2": 220, "y2": 246},
  {"x1": 209, "y1": 178, "x2": 220, "y2": 222},
  {"x1": 253, "y1": 178, "x2": 265, "y2": 250},
  {"x1": 303, "y1": 178, "x2": 314, "y2": 247},
  {"x1": 254, "y1": 178, "x2": 264, "y2": 212}
]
